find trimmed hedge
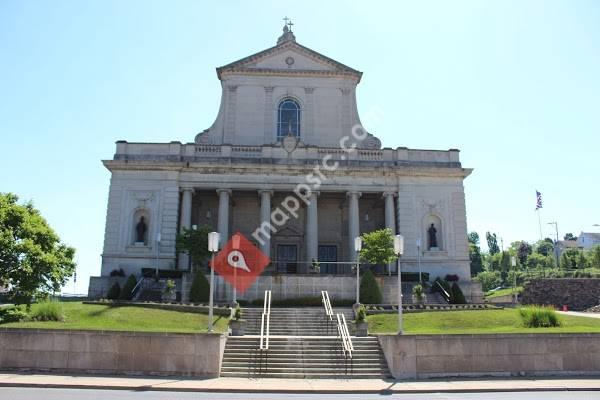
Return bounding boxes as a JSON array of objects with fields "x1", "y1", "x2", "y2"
[
  {"x1": 450, "y1": 282, "x2": 466, "y2": 304},
  {"x1": 189, "y1": 273, "x2": 210, "y2": 303},
  {"x1": 119, "y1": 274, "x2": 138, "y2": 300},
  {"x1": 106, "y1": 282, "x2": 121, "y2": 300},
  {"x1": 360, "y1": 269, "x2": 383, "y2": 304}
]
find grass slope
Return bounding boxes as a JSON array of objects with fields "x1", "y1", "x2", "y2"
[
  {"x1": 2, "y1": 302, "x2": 228, "y2": 333},
  {"x1": 368, "y1": 309, "x2": 600, "y2": 334},
  {"x1": 485, "y1": 287, "x2": 523, "y2": 299}
]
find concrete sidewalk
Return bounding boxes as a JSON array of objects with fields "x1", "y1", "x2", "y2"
[{"x1": 0, "y1": 373, "x2": 599, "y2": 393}]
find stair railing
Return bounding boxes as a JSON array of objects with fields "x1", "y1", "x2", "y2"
[
  {"x1": 130, "y1": 276, "x2": 146, "y2": 301},
  {"x1": 336, "y1": 312, "x2": 354, "y2": 374},
  {"x1": 321, "y1": 290, "x2": 334, "y2": 335},
  {"x1": 259, "y1": 290, "x2": 272, "y2": 373},
  {"x1": 434, "y1": 280, "x2": 451, "y2": 303}
]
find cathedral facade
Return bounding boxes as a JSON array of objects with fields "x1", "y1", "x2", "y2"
[{"x1": 89, "y1": 25, "x2": 477, "y2": 302}]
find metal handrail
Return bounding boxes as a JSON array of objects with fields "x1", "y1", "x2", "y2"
[
  {"x1": 434, "y1": 280, "x2": 451, "y2": 303},
  {"x1": 130, "y1": 276, "x2": 146, "y2": 300},
  {"x1": 336, "y1": 313, "x2": 353, "y2": 359},
  {"x1": 321, "y1": 290, "x2": 334, "y2": 321},
  {"x1": 260, "y1": 290, "x2": 272, "y2": 350}
]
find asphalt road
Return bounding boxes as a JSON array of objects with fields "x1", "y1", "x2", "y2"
[{"x1": 1, "y1": 388, "x2": 600, "y2": 400}]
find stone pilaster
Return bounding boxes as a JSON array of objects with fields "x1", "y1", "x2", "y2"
[
  {"x1": 224, "y1": 85, "x2": 237, "y2": 143},
  {"x1": 347, "y1": 191, "x2": 361, "y2": 261},
  {"x1": 217, "y1": 189, "x2": 231, "y2": 248},
  {"x1": 305, "y1": 191, "x2": 319, "y2": 271},
  {"x1": 383, "y1": 191, "x2": 397, "y2": 274},
  {"x1": 264, "y1": 86, "x2": 274, "y2": 144},
  {"x1": 178, "y1": 187, "x2": 194, "y2": 269},
  {"x1": 258, "y1": 190, "x2": 273, "y2": 257}
]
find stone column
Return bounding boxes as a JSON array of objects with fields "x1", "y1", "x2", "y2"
[
  {"x1": 178, "y1": 187, "x2": 194, "y2": 269},
  {"x1": 258, "y1": 190, "x2": 273, "y2": 258},
  {"x1": 347, "y1": 191, "x2": 361, "y2": 261},
  {"x1": 305, "y1": 191, "x2": 319, "y2": 271},
  {"x1": 383, "y1": 191, "x2": 397, "y2": 274},
  {"x1": 217, "y1": 189, "x2": 231, "y2": 248}
]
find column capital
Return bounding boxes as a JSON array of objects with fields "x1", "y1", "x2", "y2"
[
  {"x1": 346, "y1": 191, "x2": 362, "y2": 198},
  {"x1": 180, "y1": 186, "x2": 195, "y2": 193},
  {"x1": 382, "y1": 191, "x2": 397, "y2": 198},
  {"x1": 216, "y1": 189, "x2": 232, "y2": 196},
  {"x1": 258, "y1": 189, "x2": 274, "y2": 197}
]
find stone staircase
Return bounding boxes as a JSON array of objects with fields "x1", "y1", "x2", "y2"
[
  {"x1": 220, "y1": 307, "x2": 391, "y2": 379},
  {"x1": 241, "y1": 307, "x2": 355, "y2": 336}
]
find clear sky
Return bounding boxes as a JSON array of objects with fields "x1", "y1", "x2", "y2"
[{"x1": 1, "y1": 0, "x2": 599, "y2": 294}]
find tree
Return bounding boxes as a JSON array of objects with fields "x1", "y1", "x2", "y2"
[
  {"x1": 176, "y1": 225, "x2": 211, "y2": 270},
  {"x1": 499, "y1": 251, "x2": 511, "y2": 284},
  {"x1": 0, "y1": 193, "x2": 76, "y2": 306},
  {"x1": 516, "y1": 241, "x2": 532, "y2": 265},
  {"x1": 560, "y1": 248, "x2": 581, "y2": 269},
  {"x1": 486, "y1": 232, "x2": 500, "y2": 255},
  {"x1": 359, "y1": 269, "x2": 383, "y2": 304},
  {"x1": 449, "y1": 282, "x2": 466, "y2": 304},
  {"x1": 564, "y1": 233, "x2": 577, "y2": 241},
  {"x1": 189, "y1": 272, "x2": 210, "y2": 303},
  {"x1": 106, "y1": 282, "x2": 121, "y2": 300},
  {"x1": 468, "y1": 232, "x2": 480, "y2": 246},
  {"x1": 469, "y1": 241, "x2": 483, "y2": 276},
  {"x1": 359, "y1": 228, "x2": 398, "y2": 266},
  {"x1": 527, "y1": 252, "x2": 554, "y2": 270},
  {"x1": 589, "y1": 245, "x2": 600, "y2": 268},
  {"x1": 534, "y1": 240, "x2": 554, "y2": 257},
  {"x1": 474, "y1": 270, "x2": 502, "y2": 292},
  {"x1": 119, "y1": 274, "x2": 137, "y2": 300}
]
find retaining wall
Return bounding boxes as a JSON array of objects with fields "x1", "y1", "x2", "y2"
[
  {"x1": 522, "y1": 279, "x2": 600, "y2": 310},
  {"x1": 0, "y1": 329, "x2": 225, "y2": 377},
  {"x1": 379, "y1": 333, "x2": 600, "y2": 379}
]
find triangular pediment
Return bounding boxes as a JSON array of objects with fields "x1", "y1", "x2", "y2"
[{"x1": 217, "y1": 40, "x2": 362, "y2": 80}]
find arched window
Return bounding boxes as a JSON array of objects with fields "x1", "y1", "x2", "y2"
[{"x1": 277, "y1": 99, "x2": 301, "y2": 139}]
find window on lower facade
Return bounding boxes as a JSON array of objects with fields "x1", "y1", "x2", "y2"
[{"x1": 318, "y1": 245, "x2": 338, "y2": 274}]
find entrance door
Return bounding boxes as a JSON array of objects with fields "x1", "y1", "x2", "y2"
[
  {"x1": 318, "y1": 245, "x2": 338, "y2": 274},
  {"x1": 276, "y1": 244, "x2": 298, "y2": 274}
]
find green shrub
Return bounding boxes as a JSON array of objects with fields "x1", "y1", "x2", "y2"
[
  {"x1": 450, "y1": 282, "x2": 466, "y2": 304},
  {"x1": 31, "y1": 300, "x2": 64, "y2": 321},
  {"x1": 119, "y1": 274, "x2": 138, "y2": 300},
  {"x1": 360, "y1": 269, "x2": 383, "y2": 304},
  {"x1": 355, "y1": 304, "x2": 367, "y2": 322},
  {"x1": 233, "y1": 305, "x2": 242, "y2": 320},
  {"x1": 519, "y1": 305, "x2": 561, "y2": 328},
  {"x1": 189, "y1": 273, "x2": 210, "y2": 303},
  {"x1": 0, "y1": 306, "x2": 29, "y2": 323},
  {"x1": 106, "y1": 282, "x2": 121, "y2": 300},
  {"x1": 412, "y1": 284, "x2": 424, "y2": 301}
]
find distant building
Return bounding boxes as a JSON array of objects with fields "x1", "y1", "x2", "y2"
[
  {"x1": 577, "y1": 232, "x2": 600, "y2": 250},
  {"x1": 555, "y1": 240, "x2": 580, "y2": 258}
]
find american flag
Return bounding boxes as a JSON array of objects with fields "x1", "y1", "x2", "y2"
[{"x1": 535, "y1": 190, "x2": 543, "y2": 210}]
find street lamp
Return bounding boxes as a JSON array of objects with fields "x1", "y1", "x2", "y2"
[
  {"x1": 207, "y1": 231, "x2": 220, "y2": 332},
  {"x1": 231, "y1": 233, "x2": 241, "y2": 306},
  {"x1": 510, "y1": 256, "x2": 517, "y2": 303},
  {"x1": 394, "y1": 234, "x2": 404, "y2": 334},
  {"x1": 354, "y1": 236, "x2": 362, "y2": 305},
  {"x1": 416, "y1": 238, "x2": 422, "y2": 285}
]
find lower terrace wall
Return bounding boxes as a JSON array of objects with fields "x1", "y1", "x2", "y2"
[
  {"x1": 0, "y1": 329, "x2": 225, "y2": 377},
  {"x1": 379, "y1": 333, "x2": 600, "y2": 379},
  {"x1": 522, "y1": 279, "x2": 600, "y2": 311}
]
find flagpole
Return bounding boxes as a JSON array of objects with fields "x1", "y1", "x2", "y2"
[{"x1": 537, "y1": 208, "x2": 543, "y2": 240}]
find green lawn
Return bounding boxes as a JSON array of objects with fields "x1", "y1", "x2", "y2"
[
  {"x1": 485, "y1": 286, "x2": 523, "y2": 299},
  {"x1": 368, "y1": 308, "x2": 600, "y2": 334},
  {"x1": 1, "y1": 302, "x2": 229, "y2": 333}
]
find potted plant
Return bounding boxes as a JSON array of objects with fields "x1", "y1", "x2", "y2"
[
  {"x1": 229, "y1": 305, "x2": 246, "y2": 336},
  {"x1": 311, "y1": 258, "x2": 321, "y2": 274},
  {"x1": 355, "y1": 304, "x2": 368, "y2": 337},
  {"x1": 412, "y1": 284, "x2": 425, "y2": 305},
  {"x1": 162, "y1": 279, "x2": 176, "y2": 302}
]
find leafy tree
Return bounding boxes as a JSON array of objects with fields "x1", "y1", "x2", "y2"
[
  {"x1": 516, "y1": 241, "x2": 532, "y2": 265},
  {"x1": 0, "y1": 193, "x2": 76, "y2": 306},
  {"x1": 469, "y1": 241, "x2": 483, "y2": 276},
  {"x1": 189, "y1": 272, "x2": 210, "y2": 303},
  {"x1": 359, "y1": 228, "x2": 398, "y2": 265},
  {"x1": 119, "y1": 274, "x2": 137, "y2": 300},
  {"x1": 564, "y1": 233, "x2": 577, "y2": 241},
  {"x1": 560, "y1": 248, "x2": 581, "y2": 269},
  {"x1": 534, "y1": 240, "x2": 554, "y2": 257},
  {"x1": 527, "y1": 252, "x2": 554, "y2": 270},
  {"x1": 589, "y1": 245, "x2": 600, "y2": 268},
  {"x1": 106, "y1": 282, "x2": 121, "y2": 300},
  {"x1": 359, "y1": 269, "x2": 383, "y2": 304},
  {"x1": 474, "y1": 270, "x2": 502, "y2": 292},
  {"x1": 176, "y1": 225, "x2": 211, "y2": 271},
  {"x1": 486, "y1": 232, "x2": 500, "y2": 255},
  {"x1": 449, "y1": 282, "x2": 466, "y2": 304},
  {"x1": 468, "y1": 232, "x2": 480, "y2": 246},
  {"x1": 499, "y1": 251, "x2": 511, "y2": 284}
]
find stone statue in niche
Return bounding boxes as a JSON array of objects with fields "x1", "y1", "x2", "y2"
[
  {"x1": 136, "y1": 216, "x2": 148, "y2": 243},
  {"x1": 428, "y1": 223, "x2": 438, "y2": 250}
]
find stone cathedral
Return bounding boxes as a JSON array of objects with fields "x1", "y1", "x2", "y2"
[{"x1": 89, "y1": 24, "x2": 477, "y2": 302}]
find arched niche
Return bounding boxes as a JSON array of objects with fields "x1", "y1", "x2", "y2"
[
  {"x1": 423, "y1": 214, "x2": 443, "y2": 251},
  {"x1": 132, "y1": 209, "x2": 150, "y2": 245}
]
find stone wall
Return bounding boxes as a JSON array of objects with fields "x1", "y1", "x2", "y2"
[
  {"x1": 0, "y1": 329, "x2": 225, "y2": 377},
  {"x1": 521, "y1": 279, "x2": 600, "y2": 310},
  {"x1": 379, "y1": 333, "x2": 600, "y2": 379}
]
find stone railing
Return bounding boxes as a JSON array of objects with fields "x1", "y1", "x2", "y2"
[{"x1": 114, "y1": 141, "x2": 462, "y2": 166}]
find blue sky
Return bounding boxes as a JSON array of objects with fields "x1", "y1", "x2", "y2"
[{"x1": 1, "y1": 1, "x2": 599, "y2": 293}]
